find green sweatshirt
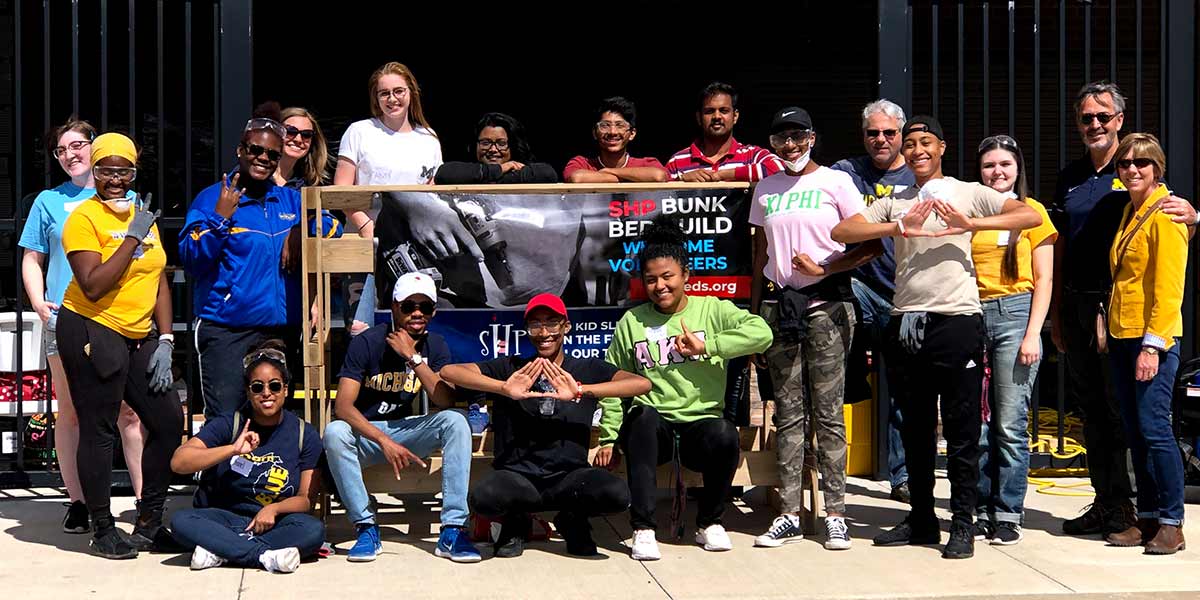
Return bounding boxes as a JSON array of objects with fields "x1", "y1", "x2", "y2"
[{"x1": 600, "y1": 295, "x2": 773, "y2": 445}]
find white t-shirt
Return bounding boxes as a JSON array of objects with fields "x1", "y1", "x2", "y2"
[
  {"x1": 750, "y1": 166, "x2": 865, "y2": 290},
  {"x1": 338, "y1": 118, "x2": 444, "y2": 219}
]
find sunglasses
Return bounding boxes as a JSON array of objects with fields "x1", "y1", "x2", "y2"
[
  {"x1": 243, "y1": 117, "x2": 288, "y2": 139},
  {"x1": 242, "y1": 348, "x2": 288, "y2": 370},
  {"x1": 399, "y1": 300, "x2": 436, "y2": 315},
  {"x1": 249, "y1": 379, "x2": 285, "y2": 395},
  {"x1": 769, "y1": 130, "x2": 813, "y2": 147},
  {"x1": 242, "y1": 143, "x2": 282, "y2": 162},
  {"x1": 866, "y1": 129, "x2": 899, "y2": 139},
  {"x1": 1116, "y1": 157, "x2": 1155, "y2": 170},
  {"x1": 978, "y1": 134, "x2": 1020, "y2": 153},
  {"x1": 285, "y1": 126, "x2": 315, "y2": 141},
  {"x1": 1079, "y1": 112, "x2": 1118, "y2": 126}
]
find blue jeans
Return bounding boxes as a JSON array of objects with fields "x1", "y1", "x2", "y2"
[
  {"x1": 1109, "y1": 338, "x2": 1185, "y2": 525},
  {"x1": 978, "y1": 292, "x2": 1038, "y2": 524},
  {"x1": 851, "y1": 278, "x2": 906, "y2": 488},
  {"x1": 323, "y1": 410, "x2": 472, "y2": 527},
  {"x1": 170, "y1": 508, "x2": 325, "y2": 566},
  {"x1": 352, "y1": 274, "x2": 381, "y2": 327}
]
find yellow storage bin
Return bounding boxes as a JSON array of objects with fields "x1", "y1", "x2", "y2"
[{"x1": 844, "y1": 399, "x2": 874, "y2": 476}]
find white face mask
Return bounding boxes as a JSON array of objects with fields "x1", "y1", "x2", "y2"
[
  {"x1": 102, "y1": 198, "x2": 133, "y2": 214},
  {"x1": 784, "y1": 148, "x2": 812, "y2": 173}
]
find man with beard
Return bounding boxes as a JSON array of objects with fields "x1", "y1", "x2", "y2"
[{"x1": 666, "y1": 82, "x2": 784, "y2": 183}]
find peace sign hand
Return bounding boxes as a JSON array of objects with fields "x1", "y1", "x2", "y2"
[
  {"x1": 676, "y1": 320, "x2": 706, "y2": 358},
  {"x1": 216, "y1": 172, "x2": 243, "y2": 219}
]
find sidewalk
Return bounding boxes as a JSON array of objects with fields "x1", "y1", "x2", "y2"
[{"x1": 1, "y1": 475, "x2": 1197, "y2": 600}]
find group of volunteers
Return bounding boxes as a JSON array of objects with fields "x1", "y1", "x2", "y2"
[{"x1": 19, "y1": 56, "x2": 1194, "y2": 573}]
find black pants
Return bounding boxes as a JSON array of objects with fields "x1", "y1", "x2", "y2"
[
  {"x1": 468, "y1": 467, "x2": 630, "y2": 522},
  {"x1": 56, "y1": 308, "x2": 182, "y2": 526},
  {"x1": 1060, "y1": 290, "x2": 1134, "y2": 506},
  {"x1": 621, "y1": 405, "x2": 740, "y2": 531},
  {"x1": 884, "y1": 313, "x2": 984, "y2": 527},
  {"x1": 195, "y1": 320, "x2": 296, "y2": 418}
]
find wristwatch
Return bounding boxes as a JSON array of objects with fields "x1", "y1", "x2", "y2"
[
  {"x1": 407, "y1": 354, "x2": 424, "y2": 368},
  {"x1": 1141, "y1": 347, "x2": 1159, "y2": 356}
]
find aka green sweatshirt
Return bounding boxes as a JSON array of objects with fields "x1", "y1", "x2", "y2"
[{"x1": 600, "y1": 295, "x2": 773, "y2": 445}]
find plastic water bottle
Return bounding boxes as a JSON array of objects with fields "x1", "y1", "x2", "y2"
[{"x1": 467, "y1": 404, "x2": 489, "y2": 434}]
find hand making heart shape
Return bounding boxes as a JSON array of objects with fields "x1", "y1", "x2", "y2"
[{"x1": 500, "y1": 358, "x2": 579, "y2": 402}]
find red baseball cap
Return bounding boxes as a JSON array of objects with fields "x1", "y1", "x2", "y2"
[{"x1": 524, "y1": 293, "x2": 568, "y2": 320}]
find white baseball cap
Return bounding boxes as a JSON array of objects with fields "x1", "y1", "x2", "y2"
[{"x1": 392, "y1": 273, "x2": 438, "y2": 303}]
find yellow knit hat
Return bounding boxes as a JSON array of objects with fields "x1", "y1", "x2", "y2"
[{"x1": 90, "y1": 132, "x2": 138, "y2": 167}]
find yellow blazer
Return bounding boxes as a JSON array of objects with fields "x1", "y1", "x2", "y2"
[{"x1": 1107, "y1": 184, "x2": 1188, "y2": 349}]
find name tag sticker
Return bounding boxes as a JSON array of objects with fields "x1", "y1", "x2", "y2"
[
  {"x1": 996, "y1": 231, "x2": 1011, "y2": 246},
  {"x1": 230, "y1": 455, "x2": 253, "y2": 477},
  {"x1": 645, "y1": 325, "x2": 669, "y2": 343}
]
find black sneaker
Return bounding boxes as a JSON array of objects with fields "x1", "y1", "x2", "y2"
[
  {"x1": 872, "y1": 517, "x2": 940, "y2": 546},
  {"x1": 554, "y1": 511, "x2": 597, "y2": 556},
  {"x1": 889, "y1": 482, "x2": 911, "y2": 504},
  {"x1": 972, "y1": 519, "x2": 995, "y2": 541},
  {"x1": 91, "y1": 527, "x2": 138, "y2": 560},
  {"x1": 1062, "y1": 503, "x2": 1108, "y2": 535},
  {"x1": 494, "y1": 536, "x2": 525, "y2": 558},
  {"x1": 127, "y1": 525, "x2": 187, "y2": 553},
  {"x1": 62, "y1": 501, "x2": 90, "y2": 534},
  {"x1": 991, "y1": 522, "x2": 1023, "y2": 546},
  {"x1": 942, "y1": 524, "x2": 975, "y2": 559}
]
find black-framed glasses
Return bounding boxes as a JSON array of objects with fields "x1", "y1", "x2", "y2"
[
  {"x1": 399, "y1": 300, "x2": 436, "y2": 315},
  {"x1": 285, "y1": 126, "x2": 314, "y2": 141},
  {"x1": 978, "y1": 134, "x2": 1020, "y2": 153},
  {"x1": 477, "y1": 139, "x2": 509, "y2": 150},
  {"x1": 1079, "y1": 112, "x2": 1118, "y2": 126},
  {"x1": 527, "y1": 319, "x2": 565, "y2": 334},
  {"x1": 597, "y1": 120, "x2": 632, "y2": 133},
  {"x1": 242, "y1": 143, "x2": 282, "y2": 162},
  {"x1": 53, "y1": 140, "x2": 91, "y2": 159},
  {"x1": 769, "y1": 130, "x2": 813, "y2": 147},
  {"x1": 1116, "y1": 157, "x2": 1155, "y2": 170},
  {"x1": 249, "y1": 379, "x2": 285, "y2": 395},
  {"x1": 865, "y1": 129, "x2": 899, "y2": 139},
  {"x1": 243, "y1": 117, "x2": 287, "y2": 139},
  {"x1": 243, "y1": 348, "x2": 288, "y2": 370},
  {"x1": 93, "y1": 166, "x2": 137, "y2": 181}
]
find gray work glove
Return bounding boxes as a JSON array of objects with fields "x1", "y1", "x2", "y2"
[
  {"x1": 898, "y1": 311, "x2": 929, "y2": 354},
  {"x1": 147, "y1": 339, "x2": 174, "y2": 393},
  {"x1": 127, "y1": 195, "x2": 160, "y2": 242}
]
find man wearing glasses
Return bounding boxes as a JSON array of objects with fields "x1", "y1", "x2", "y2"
[
  {"x1": 665, "y1": 82, "x2": 784, "y2": 183},
  {"x1": 323, "y1": 273, "x2": 481, "y2": 564},
  {"x1": 441, "y1": 294, "x2": 650, "y2": 559},
  {"x1": 564, "y1": 97, "x2": 669, "y2": 183},
  {"x1": 831, "y1": 99, "x2": 916, "y2": 505},
  {"x1": 1050, "y1": 81, "x2": 1195, "y2": 537}
]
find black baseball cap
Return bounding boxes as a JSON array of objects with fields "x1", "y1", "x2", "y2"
[
  {"x1": 902, "y1": 115, "x2": 944, "y2": 141},
  {"x1": 770, "y1": 107, "x2": 813, "y2": 132}
]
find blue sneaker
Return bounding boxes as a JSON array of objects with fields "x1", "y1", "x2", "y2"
[
  {"x1": 435, "y1": 526, "x2": 482, "y2": 563},
  {"x1": 347, "y1": 524, "x2": 381, "y2": 562}
]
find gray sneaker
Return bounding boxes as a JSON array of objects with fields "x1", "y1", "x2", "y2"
[{"x1": 991, "y1": 522, "x2": 1023, "y2": 546}]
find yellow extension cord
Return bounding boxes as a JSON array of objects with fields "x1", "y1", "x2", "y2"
[{"x1": 1026, "y1": 409, "x2": 1095, "y2": 496}]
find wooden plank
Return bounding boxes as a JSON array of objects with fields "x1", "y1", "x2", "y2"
[{"x1": 304, "y1": 237, "x2": 374, "y2": 273}]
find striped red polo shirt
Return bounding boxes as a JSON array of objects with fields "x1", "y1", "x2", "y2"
[{"x1": 665, "y1": 137, "x2": 784, "y2": 182}]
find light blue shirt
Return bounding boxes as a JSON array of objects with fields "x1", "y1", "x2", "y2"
[{"x1": 18, "y1": 182, "x2": 97, "y2": 304}]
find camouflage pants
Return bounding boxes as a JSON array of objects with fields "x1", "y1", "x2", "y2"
[{"x1": 762, "y1": 300, "x2": 855, "y2": 514}]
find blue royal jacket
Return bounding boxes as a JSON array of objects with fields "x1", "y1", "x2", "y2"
[{"x1": 180, "y1": 180, "x2": 342, "y2": 329}]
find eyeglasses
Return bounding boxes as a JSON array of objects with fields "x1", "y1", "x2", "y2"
[
  {"x1": 249, "y1": 379, "x2": 285, "y2": 395},
  {"x1": 978, "y1": 134, "x2": 1020, "y2": 153},
  {"x1": 527, "y1": 319, "x2": 565, "y2": 334},
  {"x1": 241, "y1": 143, "x2": 282, "y2": 162},
  {"x1": 769, "y1": 130, "x2": 813, "y2": 147},
  {"x1": 1079, "y1": 112, "x2": 1118, "y2": 126},
  {"x1": 93, "y1": 166, "x2": 137, "y2": 181},
  {"x1": 477, "y1": 139, "x2": 509, "y2": 150},
  {"x1": 242, "y1": 348, "x2": 288, "y2": 370},
  {"x1": 243, "y1": 117, "x2": 287, "y2": 140},
  {"x1": 1116, "y1": 157, "x2": 1155, "y2": 170},
  {"x1": 285, "y1": 126, "x2": 314, "y2": 141},
  {"x1": 597, "y1": 120, "x2": 632, "y2": 133},
  {"x1": 399, "y1": 300, "x2": 436, "y2": 315},
  {"x1": 377, "y1": 87, "x2": 410, "y2": 101},
  {"x1": 53, "y1": 140, "x2": 91, "y2": 159},
  {"x1": 865, "y1": 129, "x2": 899, "y2": 139}
]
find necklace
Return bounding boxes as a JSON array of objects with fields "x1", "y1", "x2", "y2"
[{"x1": 598, "y1": 153, "x2": 629, "y2": 169}]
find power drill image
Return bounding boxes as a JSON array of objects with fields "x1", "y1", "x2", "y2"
[
  {"x1": 382, "y1": 243, "x2": 443, "y2": 291},
  {"x1": 451, "y1": 195, "x2": 514, "y2": 289}
]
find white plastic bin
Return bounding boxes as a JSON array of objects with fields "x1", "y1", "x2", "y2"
[{"x1": 0, "y1": 312, "x2": 46, "y2": 372}]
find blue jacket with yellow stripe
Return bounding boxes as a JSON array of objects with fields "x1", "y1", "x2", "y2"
[{"x1": 180, "y1": 180, "x2": 341, "y2": 329}]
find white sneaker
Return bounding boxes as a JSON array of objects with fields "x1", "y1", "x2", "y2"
[
  {"x1": 259, "y1": 547, "x2": 301, "y2": 573},
  {"x1": 630, "y1": 529, "x2": 661, "y2": 561},
  {"x1": 823, "y1": 516, "x2": 852, "y2": 550},
  {"x1": 695, "y1": 524, "x2": 733, "y2": 552},
  {"x1": 755, "y1": 515, "x2": 804, "y2": 547},
  {"x1": 190, "y1": 545, "x2": 226, "y2": 570}
]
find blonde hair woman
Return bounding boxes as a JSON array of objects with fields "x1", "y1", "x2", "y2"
[{"x1": 277, "y1": 106, "x2": 331, "y2": 187}]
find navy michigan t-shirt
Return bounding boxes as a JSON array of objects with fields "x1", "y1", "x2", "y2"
[
  {"x1": 337, "y1": 324, "x2": 452, "y2": 420},
  {"x1": 194, "y1": 410, "x2": 322, "y2": 517}
]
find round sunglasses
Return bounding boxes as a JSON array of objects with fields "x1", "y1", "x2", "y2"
[{"x1": 249, "y1": 379, "x2": 285, "y2": 395}]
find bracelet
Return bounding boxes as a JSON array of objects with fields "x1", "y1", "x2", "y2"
[
  {"x1": 575, "y1": 382, "x2": 584, "y2": 402},
  {"x1": 158, "y1": 333, "x2": 175, "y2": 344}
]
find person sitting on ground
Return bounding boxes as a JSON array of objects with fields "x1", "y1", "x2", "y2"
[
  {"x1": 322, "y1": 273, "x2": 480, "y2": 563},
  {"x1": 169, "y1": 340, "x2": 325, "y2": 574},
  {"x1": 434, "y1": 112, "x2": 558, "y2": 184},
  {"x1": 441, "y1": 293, "x2": 650, "y2": 558},
  {"x1": 563, "y1": 97, "x2": 668, "y2": 183}
]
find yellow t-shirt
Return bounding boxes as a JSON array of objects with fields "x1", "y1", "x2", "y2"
[
  {"x1": 971, "y1": 197, "x2": 1058, "y2": 300},
  {"x1": 61, "y1": 199, "x2": 166, "y2": 338}
]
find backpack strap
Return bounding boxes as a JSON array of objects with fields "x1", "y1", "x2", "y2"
[
  {"x1": 1111, "y1": 197, "x2": 1167, "y2": 280},
  {"x1": 298, "y1": 415, "x2": 305, "y2": 453},
  {"x1": 232, "y1": 411, "x2": 242, "y2": 440}
]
